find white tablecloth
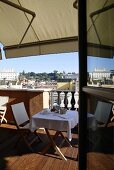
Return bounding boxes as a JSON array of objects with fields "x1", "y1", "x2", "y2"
[{"x1": 30, "y1": 110, "x2": 78, "y2": 141}]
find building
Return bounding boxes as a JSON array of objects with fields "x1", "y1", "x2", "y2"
[
  {"x1": 57, "y1": 79, "x2": 75, "y2": 90},
  {"x1": 62, "y1": 72, "x2": 78, "y2": 80},
  {"x1": 89, "y1": 68, "x2": 111, "y2": 80},
  {"x1": 0, "y1": 68, "x2": 18, "y2": 81}
]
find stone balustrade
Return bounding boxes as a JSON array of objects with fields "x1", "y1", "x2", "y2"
[{"x1": 49, "y1": 90, "x2": 79, "y2": 110}]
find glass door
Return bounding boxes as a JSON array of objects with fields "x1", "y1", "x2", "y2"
[{"x1": 86, "y1": 0, "x2": 114, "y2": 169}]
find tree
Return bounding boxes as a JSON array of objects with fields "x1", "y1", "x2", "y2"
[{"x1": 22, "y1": 70, "x2": 26, "y2": 75}]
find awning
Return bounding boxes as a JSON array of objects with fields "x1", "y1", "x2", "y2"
[
  {"x1": 0, "y1": 0, "x2": 78, "y2": 59},
  {"x1": 87, "y1": 0, "x2": 114, "y2": 58},
  {"x1": 0, "y1": 0, "x2": 114, "y2": 59}
]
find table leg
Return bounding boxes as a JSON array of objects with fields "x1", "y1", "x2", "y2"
[
  {"x1": 42, "y1": 131, "x2": 72, "y2": 154},
  {"x1": 41, "y1": 131, "x2": 60, "y2": 154},
  {"x1": 45, "y1": 128, "x2": 67, "y2": 161},
  {"x1": 59, "y1": 132, "x2": 72, "y2": 147}
]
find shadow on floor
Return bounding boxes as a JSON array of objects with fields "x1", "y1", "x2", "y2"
[
  {"x1": 0, "y1": 126, "x2": 78, "y2": 157},
  {"x1": 87, "y1": 126, "x2": 114, "y2": 154}
]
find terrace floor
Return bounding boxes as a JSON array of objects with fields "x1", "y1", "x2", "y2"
[
  {"x1": 0, "y1": 123, "x2": 114, "y2": 170},
  {"x1": 0, "y1": 123, "x2": 78, "y2": 170}
]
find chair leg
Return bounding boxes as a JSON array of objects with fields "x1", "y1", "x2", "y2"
[
  {"x1": 20, "y1": 130, "x2": 43, "y2": 152},
  {"x1": 0, "y1": 113, "x2": 7, "y2": 123},
  {"x1": 34, "y1": 130, "x2": 43, "y2": 142},
  {"x1": 20, "y1": 133, "x2": 35, "y2": 152}
]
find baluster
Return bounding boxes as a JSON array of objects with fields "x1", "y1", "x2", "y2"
[
  {"x1": 64, "y1": 91, "x2": 68, "y2": 109},
  {"x1": 49, "y1": 91, "x2": 51, "y2": 108},
  {"x1": 60, "y1": 92, "x2": 64, "y2": 108},
  {"x1": 67, "y1": 92, "x2": 71, "y2": 109},
  {"x1": 71, "y1": 91, "x2": 76, "y2": 110},
  {"x1": 50, "y1": 91, "x2": 54, "y2": 108},
  {"x1": 75, "y1": 92, "x2": 79, "y2": 111},
  {"x1": 57, "y1": 91, "x2": 61, "y2": 106}
]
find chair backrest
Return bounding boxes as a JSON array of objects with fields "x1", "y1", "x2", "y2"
[
  {"x1": 11, "y1": 102, "x2": 29, "y2": 127},
  {"x1": 0, "y1": 96, "x2": 9, "y2": 108},
  {"x1": 94, "y1": 101, "x2": 112, "y2": 125}
]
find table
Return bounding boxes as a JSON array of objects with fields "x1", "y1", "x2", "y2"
[{"x1": 30, "y1": 110, "x2": 78, "y2": 160}]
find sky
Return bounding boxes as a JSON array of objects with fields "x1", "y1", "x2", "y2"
[
  {"x1": 87, "y1": 56, "x2": 114, "y2": 72},
  {"x1": 0, "y1": 49, "x2": 79, "y2": 73},
  {"x1": 0, "y1": 43, "x2": 114, "y2": 73}
]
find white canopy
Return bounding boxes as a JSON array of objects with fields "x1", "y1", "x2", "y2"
[
  {"x1": 87, "y1": 0, "x2": 114, "y2": 58},
  {"x1": 0, "y1": 0, "x2": 78, "y2": 59}
]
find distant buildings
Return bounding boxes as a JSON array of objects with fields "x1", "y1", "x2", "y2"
[
  {"x1": 0, "y1": 68, "x2": 80, "y2": 90},
  {"x1": 0, "y1": 68, "x2": 18, "y2": 81},
  {"x1": 62, "y1": 72, "x2": 78, "y2": 80},
  {"x1": 89, "y1": 68, "x2": 111, "y2": 80}
]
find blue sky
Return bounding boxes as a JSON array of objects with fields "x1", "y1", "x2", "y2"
[
  {"x1": 88, "y1": 56, "x2": 114, "y2": 72},
  {"x1": 0, "y1": 49, "x2": 79, "y2": 73},
  {"x1": 0, "y1": 42, "x2": 114, "y2": 73}
]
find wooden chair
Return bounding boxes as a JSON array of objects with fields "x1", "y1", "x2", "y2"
[
  {"x1": 87, "y1": 101, "x2": 113, "y2": 152},
  {"x1": 88, "y1": 101, "x2": 113, "y2": 130},
  {"x1": 0, "y1": 96, "x2": 9, "y2": 124},
  {"x1": 11, "y1": 102, "x2": 42, "y2": 152},
  {"x1": 111, "y1": 105, "x2": 114, "y2": 122}
]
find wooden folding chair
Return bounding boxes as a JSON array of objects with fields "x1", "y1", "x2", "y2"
[
  {"x1": 11, "y1": 102, "x2": 42, "y2": 152},
  {"x1": 87, "y1": 101, "x2": 113, "y2": 153},
  {"x1": 88, "y1": 101, "x2": 113, "y2": 130},
  {"x1": 0, "y1": 96, "x2": 9, "y2": 124}
]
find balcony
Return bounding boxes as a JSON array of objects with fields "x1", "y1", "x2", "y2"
[
  {"x1": 0, "y1": 88, "x2": 114, "y2": 169},
  {"x1": 0, "y1": 88, "x2": 79, "y2": 123},
  {"x1": 0, "y1": 88, "x2": 79, "y2": 168}
]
